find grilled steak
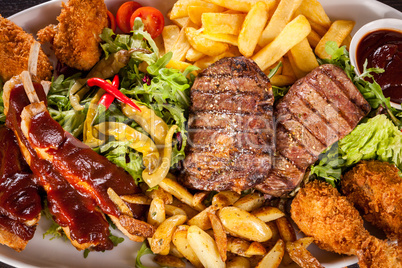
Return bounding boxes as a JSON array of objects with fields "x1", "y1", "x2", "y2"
[
  {"x1": 256, "y1": 64, "x2": 371, "y2": 196},
  {"x1": 182, "y1": 56, "x2": 275, "y2": 192}
]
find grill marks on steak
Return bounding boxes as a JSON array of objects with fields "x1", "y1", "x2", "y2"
[
  {"x1": 183, "y1": 57, "x2": 275, "y2": 192},
  {"x1": 256, "y1": 64, "x2": 371, "y2": 196}
]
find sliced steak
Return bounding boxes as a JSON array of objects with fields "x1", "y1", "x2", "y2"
[
  {"x1": 256, "y1": 64, "x2": 370, "y2": 196},
  {"x1": 181, "y1": 56, "x2": 275, "y2": 192}
]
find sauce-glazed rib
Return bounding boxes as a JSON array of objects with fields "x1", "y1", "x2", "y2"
[
  {"x1": 4, "y1": 78, "x2": 113, "y2": 251},
  {"x1": 256, "y1": 64, "x2": 371, "y2": 196},
  {"x1": 182, "y1": 56, "x2": 275, "y2": 192},
  {"x1": 0, "y1": 126, "x2": 42, "y2": 252}
]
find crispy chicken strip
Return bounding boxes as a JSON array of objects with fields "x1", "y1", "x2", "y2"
[
  {"x1": 0, "y1": 126, "x2": 42, "y2": 252},
  {"x1": 4, "y1": 77, "x2": 113, "y2": 251},
  {"x1": 291, "y1": 180, "x2": 402, "y2": 267},
  {"x1": 37, "y1": 0, "x2": 108, "y2": 71},
  {"x1": 0, "y1": 15, "x2": 52, "y2": 82},
  {"x1": 342, "y1": 160, "x2": 402, "y2": 241}
]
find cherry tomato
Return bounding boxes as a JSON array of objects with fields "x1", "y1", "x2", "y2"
[
  {"x1": 107, "y1": 10, "x2": 116, "y2": 32},
  {"x1": 116, "y1": 1, "x2": 142, "y2": 33},
  {"x1": 129, "y1": 7, "x2": 165, "y2": 39}
]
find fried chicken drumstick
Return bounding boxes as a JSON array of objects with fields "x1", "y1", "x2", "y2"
[
  {"x1": 291, "y1": 180, "x2": 402, "y2": 268},
  {"x1": 342, "y1": 160, "x2": 402, "y2": 241}
]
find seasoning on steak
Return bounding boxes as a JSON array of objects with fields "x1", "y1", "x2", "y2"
[
  {"x1": 256, "y1": 64, "x2": 371, "y2": 197},
  {"x1": 181, "y1": 56, "x2": 275, "y2": 192}
]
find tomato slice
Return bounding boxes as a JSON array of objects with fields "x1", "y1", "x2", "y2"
[
  {"x1": 107, "y1": 10, "x2": 116, "y2": 32},
  {"x1": 129, "y1": 7, "x2": 165, "y2": 39},
  {"x1": 116, "y1": 1, "x2": 142, "y2": 33}
]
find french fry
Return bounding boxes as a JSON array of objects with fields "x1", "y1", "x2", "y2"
[
  {"x1": 202, "y1": 32, "x2": 239, "y2": 46},
  {"x1": 289, "y1": 38, "x2": 319, "y2": 73},
  {"x1": 238, "y1": 1, "x2": 269, "y2": 57},
  {"x1": 165, "y1": 59, "x2": 195, "y2": 73},
  {"x1": 307, "y1": 29, "x2": 321, "y2": 48},
  {"x1": 169, "y1": 243, "x2": 185, "y2": 258},
  {"x1": 150, "y1": 215, "x2": 187, "y2": 254},
  {"x1": 148, "y1": 197, "x2": 166, "y2": 227},
  {"x1": 342, "y1": 34, "x2": 352, "y2": 50},
  {"x1": 286, "y1": 237, "x2": 323, "y2": 268},
  {"x1": 233, "y1": 192, "x2": 265, "y2": 212},
  {"x1": 171, "y1": 22, "x2": 193, "y2": 61},
  {"x1": 308, "y1": 19, "x2": 329, "y2": 37},
  {"x1": 226, "y1": 256, "x2": 251, "y2": 268},
  {"x1": 186, "y1": 47, "x2": 205, "y2": 62},
  {"x1": 281, "y1": 56, "x2": 296, "y2": 78},
  {"x1": 202, "y1": 13, "x2": 245, "y2": 35},
  {"x1": 252, "y1": 15, "x2": 311, "y2": 71},
  {"x1": 162, "y1": 25, "x2": 180, "y2": 53},
  {"x1": 187, "y1": 225, "x2": 225, "y2": 268},
  {"x1": 154, "y1": 255, "x2": 186, "y2": 268},
  {"x1": 315, "y1": 20, "x2": 355, "y2": 59},
  {"x1": 185, "y1": 27, "x2": 229, "y2": 56},
  {"x1": 298, "y1": 0, "x2": 331, "y2": 29},
  {"x1": 258, "y1": 0, "x2": 303, "y2": 46},
  {"x1": 172, "y1": 226, "x2": 203, "y2": 268},
  {"x1": 188, "y1": 203, "x2": 219, "y2": 230},
  {"x1": 171, "y1": 16, "x2": 191, "y2": 28},
  {"x1": 287, "y1": 51, "x2": 309, "y2": 79},
  {"x1": 252, "y1": 206, "x2": 285, "y2": 222},
  {"x1": 255, "y1": 239, "x2": 285, "y2": 268},
  {"x1": 270, "y1": 74, "x2": 296, "y2": 87},
  {"x1": 208, "y1": 212, "x2": 227, "y2": 262},
  {"x1": 170, "y1": 0, "x2": 216, "y2": 19},
  {"x1": 194, "y1": 51, "x2": 234, "y2": 70},
  {"x1": 193, "y1": 191, "x2": 210, "y2": 208},
  {"x1": 107, "y1": 188, "x2": 132, "y2": 217},
  {"x1": 203, "y1": 0, "x2": 276, "y2": 13},
  {"x1": 188, "y1": 4, "x2": 226, "y2": 26},
  {"x1": 171, "y1": 198, "x2": 199, "y2": 219},
  {"x1": 159, "y1": 175, "x2": 206, "y2": 211},
  {"x1": 219, "y1": 206, "x2": 272, "y2": 242}
]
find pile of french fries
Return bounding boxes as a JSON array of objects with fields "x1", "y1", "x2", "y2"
[
  {"x1": 162, "y1": 0, "x2": 355, "y2": 87},
  {"x1": 119, "y1": 173, "x2": 322, "y2": 267}
]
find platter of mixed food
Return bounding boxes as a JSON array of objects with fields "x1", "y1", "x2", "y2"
[{"x1": 0, "y1": 0, "x2": 401, "y2": 267}]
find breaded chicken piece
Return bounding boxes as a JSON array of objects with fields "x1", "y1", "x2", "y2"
[
  {"x1": 0, "y1": 15, "x2": 52, "y2": 82},
  {"x1": 37, "y1": 0, "x2": 108, "y2": 71},
  {"x1": 342, "y1": 160, "x2": 402, "y2": 241},
  {"x1": 291, "y1": 180, "x2": 369, "y2": 255},
  {"x1": 291, "y1": 180, "x2": 402, "y2": 268}
]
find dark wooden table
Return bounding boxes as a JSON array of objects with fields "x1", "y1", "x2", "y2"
[{"x1": 0, "y1": 0, "x2": 401, "y2": 268}]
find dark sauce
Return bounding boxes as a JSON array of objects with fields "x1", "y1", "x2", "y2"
[
  {"x1": 6, "y1": 84, "x2": 113, "y2": 250},
  {"x1": 356, "y1": 29, "x2": 402, "y2": 103}
]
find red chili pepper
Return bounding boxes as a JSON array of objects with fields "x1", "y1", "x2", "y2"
[
  {"x1": 88, "y1": 76, "x2": 141, "y2": 112},
  {"x1": 98, "y1": 75, "x2": 119, "y2": 109}
]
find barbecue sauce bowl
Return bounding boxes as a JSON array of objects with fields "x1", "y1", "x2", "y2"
[{"x1": 349, "y1": 18, "x2": 402, "y2": 108}]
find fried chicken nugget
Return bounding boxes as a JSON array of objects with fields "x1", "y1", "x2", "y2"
[
  {"x1": 342, "y1": 160, "x2": 402, "y2": 241},
  {"x1": 0, "y1": 15, "x2": 52, "y2": 82},
  {"x1": 291, "y1": 180, "x2": 402, "y2": 268},
  {"x1": 37, "y1": 0, "x2": 108, "y2": 71}
]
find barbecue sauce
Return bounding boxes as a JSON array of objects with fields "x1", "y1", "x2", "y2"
[
  {"x1": 0, "y1": 126, "x2": 42, "y2": 241},
  {"x1": 6, "y1": 84, "x2": 113, "y2": 250},
  {"x1": 356, "y1": 29, "x2": 402, "y2": 103}
]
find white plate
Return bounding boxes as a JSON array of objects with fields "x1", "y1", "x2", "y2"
[{"x1": 3, "y1": 0, "x2": 402, "y2": 267}]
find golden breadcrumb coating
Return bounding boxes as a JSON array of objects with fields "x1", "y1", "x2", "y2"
[
  {"x1": 0, "y1": 15, "x2": 52, "y2": 82},
  {"x1": 342, "y1": 160, "x2": 402, "y2": 241},
  {"x1": 37, "y1": 0, "x2": 108, "y2": 71}
]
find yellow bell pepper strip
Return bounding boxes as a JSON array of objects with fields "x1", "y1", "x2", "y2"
[
  {"x1": 121, "y1": 101, "x2": 168, "y2": 146},
  {"x1": 142, "y1": 125, "x2": 178, "y2": 188},
  {"x1": 83, "y1": 89, "x2": 106, "y2": 148},
  {"x1": 95, "y1": 122, "x2": 160, "y2": 172}
]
